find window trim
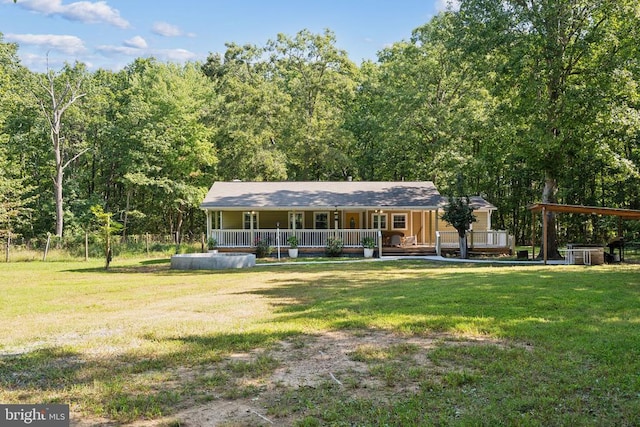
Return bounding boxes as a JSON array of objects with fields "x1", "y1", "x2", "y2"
[
  {"x1": 243, "y1": 212, "x2": 258, "y2": 230},
  {"x1": 289, "y1": 211, "x2": 304, "y2": 230},
  {"x1": 391, "y1": 213, "x2": 407, "y2": 230},
  {"x1": 372, "y1": 213, "x2": 388, "y2": 230},
  {"x1": 313, "y1": 211, "x2": 329, "y2": 230}
]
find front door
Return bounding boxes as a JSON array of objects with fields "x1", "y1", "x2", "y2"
[{"x1": 346, "y1": 212, "x2": 360, "y2": 229}]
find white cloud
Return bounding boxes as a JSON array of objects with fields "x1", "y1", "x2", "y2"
[
  {"x1": 19, "y1": 52, "x2": 58, "y2": 70},
  {"x1": 159, "y1": 48, "x2": 198, "y2": 62},
  {"x1": 123, "y1": 36, "x2": 147, "y2": 49},
  {"x1": 17, "y1": 0, "x2": 130, "y2": 28},
  {"x1": 152, "y1": 21, "x2": 182, "y2": 37},
  {"x1": 5, "y1": 33, "x2": 86, "y2": 54},
  {"x1": 96, "y1": 44, "x2": 199, "y2": 63},
  {"x1": 96, "y1": 44, "x2": 141, "y2": 56},
  {"x1": 436, "y1": 0, "x2": 461, "y2": 12}
]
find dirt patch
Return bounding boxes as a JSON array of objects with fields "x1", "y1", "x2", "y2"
[{"x1": 115, "y1": 330, "x2": 511, "y2": 427}]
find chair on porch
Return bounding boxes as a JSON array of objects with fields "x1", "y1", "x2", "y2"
[
  {"x1": 382, "y1": 230, "x2": 404, "y2": 246},
  {"x1": 402, "y1": 235, "x2": 416, "y2": 246},
  {"x1": 390, "y1": 234, "x2": 403, "y2": 247}
]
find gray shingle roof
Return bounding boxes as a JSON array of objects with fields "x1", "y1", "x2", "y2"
[{"x1": 201, "y1": 181, "x2": 446, "y2": 210}]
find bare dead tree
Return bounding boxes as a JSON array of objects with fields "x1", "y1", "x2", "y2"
[{"x1": 34, "y1": 62, "x2": 87, "y2": 237}]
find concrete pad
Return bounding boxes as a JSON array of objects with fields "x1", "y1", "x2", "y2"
[{"x1": 171, "y1": 253, "x2": 256, "y2": 270}]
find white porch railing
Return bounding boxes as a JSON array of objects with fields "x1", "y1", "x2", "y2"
[
  {"x1": 436, "y1": 230, "x2": 511, "y2": 256},
  {"x1": 211, "y1": 229, "x2": 380, "y2": 248}
]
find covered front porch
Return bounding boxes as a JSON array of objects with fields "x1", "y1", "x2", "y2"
[
  {"x1": 201, "y1": 181, "x2": 511, "y2": 257},
  {"x1": 205, "y1": 207, "x2": 443, "y2": 251},
  {"x1": 210, "y1": 228, "x2": 380, "y2": 249},
  {"x1": 206, "y1": 222, "x2": 511, "y2": 256}
]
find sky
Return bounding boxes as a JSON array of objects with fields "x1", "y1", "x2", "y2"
[{"x1": 0, "y1": 0, "x2": 459, "y2": 72}]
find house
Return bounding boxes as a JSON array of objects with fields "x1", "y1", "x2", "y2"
[{"x1": 200, "y1": 181, "x2": 510, "y2": 255}]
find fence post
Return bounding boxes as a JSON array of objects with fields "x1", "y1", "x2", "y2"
[
  {"x1": 5, "y1": 231, "x2": 10, "y2": 263},
  {"x1": 43, "y1": 232, "x2": 51, "y2": 261}
]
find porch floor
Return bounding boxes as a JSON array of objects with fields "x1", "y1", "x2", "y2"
[
  {"x1": 216, "y1": 246, "x2": 509, "y2": 257},
  {"x1": 380, "y1": 245, "x2": 437, "y2": 256}
]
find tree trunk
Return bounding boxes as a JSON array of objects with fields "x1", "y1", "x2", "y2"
[
  {"x1": 459, "y1": 235, "x2": 468, "y2": 259},
  {"x1": 54, "y1": 155, "x2": 64, "y2": 238},
  {"x1": 537, "y1": 174, "x2": 563, "y2": 260},
  {"x1": 121, "y1": 189, "x2": 131, "y2": 243},
  {"x1": 35, "y1": 68, "x2": 86, "y2": 239},
  {"x1": 51, "y1": 109, "x2": 65, "y2": 239},
  {"x1": 175, "y1": 208, "x2": 184, "y2": 244}
]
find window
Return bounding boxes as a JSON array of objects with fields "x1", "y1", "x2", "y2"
[
  {"x1": 372, "y1": 213, "x2": 387, "y2": 230},
  {"x1": 392, "y1": 213, "x2": 407, "y2": 230},
  {"x1": 314, "y1": 212, "x2": 329, "y2": 229},
  {"x1": 289, "y1": 212, "x2": 303, "y2": 229},
  {"x1": 243, "y1": 212, "x2": 258, "y2": 229}
]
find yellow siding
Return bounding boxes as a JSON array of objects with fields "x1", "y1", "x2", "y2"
[
  {"x1": 222, "y1": 212, "x2": 243, "y2": 229},
  {"x1": 259, "y1": 211, "x2": 288, "y2": 228},
  {"x1": 439, "y1": 210, "x2": 491, "y2": 232},
  {"x1": 474, "y1": 211, "x2": 490, "y2": 231},
  {"x1": 411, "y1": 212, "x2": 422, "y2": 242}
]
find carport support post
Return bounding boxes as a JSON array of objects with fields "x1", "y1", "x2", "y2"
[
  {"x1": 531, "y1": 211, "x2": 536, "y2": 262},
  {"x1": 542, "y1": 206, "x2": 548, "y2": 265}
]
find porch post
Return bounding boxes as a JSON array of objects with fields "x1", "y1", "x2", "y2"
[
  {"x1": 428, "y1": 210, "x2": 433, "y2": 246},
  {"x1": 250, "y1": 211, "x2": 255, "y2": 245},
  {"x1": 206, "y1": 210, "x2": 212, "y2": 240}
]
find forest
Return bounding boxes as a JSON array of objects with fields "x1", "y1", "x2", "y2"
[{"x1": 1, "y1": 0, "x2": 639, "y2": 249}]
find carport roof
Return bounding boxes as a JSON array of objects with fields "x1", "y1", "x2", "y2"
[{"x1": 528, "y1": 203, "x2": 640, "y2": 220}]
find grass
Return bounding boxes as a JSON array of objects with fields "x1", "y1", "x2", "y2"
[{"x1": 0, "y1": 257, "x2": 639, "y2": 425}]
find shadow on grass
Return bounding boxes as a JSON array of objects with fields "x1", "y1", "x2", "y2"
[
  {"x1": 243, "y1": 263, "x2": 640, "y2": 360},
  {"x1": 63, "y1": 257, "x2": 262, "y2": 275},
  {"x1": 0, "y1": 330, "x2": 298, "y2": 423},
  {"x1": 5, "y1": 261, "x2": 639, "y2": 425}
]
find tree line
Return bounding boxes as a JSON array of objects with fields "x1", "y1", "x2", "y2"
[{"x1": 1, "y1": 1, "x2": 639, "y2": 252}]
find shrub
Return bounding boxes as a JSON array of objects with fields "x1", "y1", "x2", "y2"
[
  {"x1": 361, "y1": 236, "x2": 376, "y2": 249},
  {"x1": 325, "y1": 236, "x2": 343, "y2": 257},
  {"x1": 287, "y1": 235, "x2": 299, "y2": 248},
  {"x1": 207, "y1": 237, "x2": 218, "y2": 250},
  {"x1": 255, "y1": 238, "x2": 273, "y2": 258}
]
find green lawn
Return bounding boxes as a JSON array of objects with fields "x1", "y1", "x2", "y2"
[{"x1": 0, "y1": 258, "x2": 639, "y2": 426}]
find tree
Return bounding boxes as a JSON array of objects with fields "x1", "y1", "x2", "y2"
[
  {"x1": 204, "y1": 44, "x2": 290, "y2": 181},
  {"x1": 268, "y1": 29, "x2": 359, "y2": 180},
  {"x1": 458, "y1": 0, "x2": 640, "y2": 258},
  {"x1": 205, "y1": 29, "x2": 359, "y2": 181},
  {"x1": 117, "y1": 60, "x2": 217, "y2": 241},
  {"x1": 90, "y1": 205, "x2": 122, "y2": 269},
  {"x1": 0, "y1": 35, "x2": 34, "y2": 244},
  {"x1": 348, "y1": 13, "x2": 493, "y2": 187},
  {"x1": 32, "y1": 62, "x2": 87, "y2": 237},
  {"x1": 441, "y1": 196, "x2": 476, "y2": 259}
]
